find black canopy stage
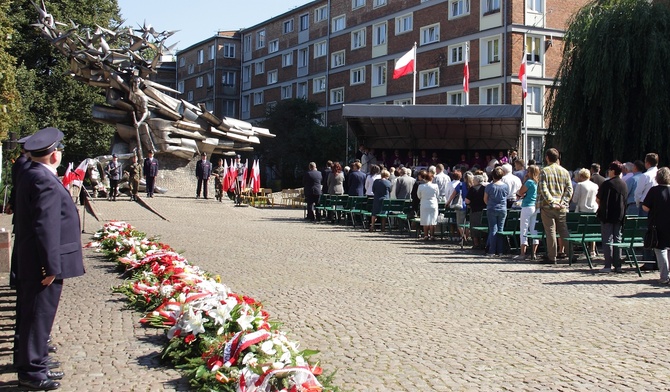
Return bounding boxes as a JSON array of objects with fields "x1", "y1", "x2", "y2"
[{"x1": 342, "y1": 104, "x2": 523, "y2": 151}]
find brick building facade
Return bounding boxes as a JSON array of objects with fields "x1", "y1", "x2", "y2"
[{"x1": 177, "y1": 0, "x2": 589, "y2": 161}]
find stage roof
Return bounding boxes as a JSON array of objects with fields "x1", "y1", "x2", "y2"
[{"x1": 342, "y1": 104, "x2": 523, "y2": 151}]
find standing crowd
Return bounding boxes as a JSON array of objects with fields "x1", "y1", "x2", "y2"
[{"x1": 303, "y1": 147, "x2": 670, "y2": 284}]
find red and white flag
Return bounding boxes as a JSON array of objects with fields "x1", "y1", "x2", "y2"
[
  {"x1": 226, "y1": 159, "x2": 236, "y2": 191},
  {"x1": 222, "y1": 159, "x2": 230, "y2": 191},
  {"x1": 463, "y1": 57, "x2": 470, "y2": 93},
  {"x1": 519, "y1": 52, "x2": 527, "y2": 100},
  {"x1": 242, "y1": 159, "x2": 249, "y2": 189},
  {"x1": 62, "y1": 159, "x2": 88, "y2": 187},
  {"x1": 392, "y1": 48, "x2": 415, "y2": 79},
  {"x1": 250, "y1": 159, "x2": 261, "y2": 193}
]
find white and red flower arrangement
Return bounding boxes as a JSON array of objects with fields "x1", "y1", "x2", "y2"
[{"x1": 87, "y1": 221, "x2": 336, "y2": 392}]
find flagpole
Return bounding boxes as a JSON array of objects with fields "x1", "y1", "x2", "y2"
[
  {"x1": 412, "y1": 42, "x2": 417, "y2": 105},
  {"x1": 521, "y1": 53, "x2": 528, "y2": 161},
  {"x1": 465, "y1": 42, "x2": 469, "y2": 105}
]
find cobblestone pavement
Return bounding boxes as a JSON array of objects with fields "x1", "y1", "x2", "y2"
[{"x1": 1, "y1": 193, "x2": 670, "y2": 391}]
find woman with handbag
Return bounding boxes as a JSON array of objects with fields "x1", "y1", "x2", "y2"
[
  {"x1": 642, "y1": 167, "x2": 670, "y2": 284},
  {"x1": 514, "y1": 165, "x2": 540, "y2": 260},
  {"x1": 447, "y1": 171, "x2": 473, "y2": 246}
]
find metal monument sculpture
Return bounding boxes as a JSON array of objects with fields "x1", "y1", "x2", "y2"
[{"x1": 31, "y1": 1, "x2": 274, "y2": 160}]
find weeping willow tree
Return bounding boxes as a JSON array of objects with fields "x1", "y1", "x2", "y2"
[{"x1": 546, "y1": 0, "x2": 670, "y2": 168}]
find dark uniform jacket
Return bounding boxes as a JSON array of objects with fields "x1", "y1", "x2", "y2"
[
  {"x1": 14, "y1": 162, "x2": 85, "y2": 280},
  {"x1": 143, "y1": 157, "x2": 159, "y2": 177},
  {"x1": 196, "y1": 160, "x2": 213, "y2": 179},
  {"x1": 303, "y1": 170, "x2": 323, "y2": 197}
]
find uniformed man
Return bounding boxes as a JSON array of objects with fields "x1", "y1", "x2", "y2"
[
  {"x1": 14, "y1": 127, "x2": 85, "y2": 390},
  {"x1": 125, "y1": 155, "x2": 141, "y2": 201},
  {"x1": 6, "y1": 135, "x2": 32, "y2": 288},
  {"x1": 233, "y1": 155, "x2": 245, "y2": 205},
  {"x1": 104, "y1": 154, "x2": 122, "y2": 201},
  {"x1": 195, "y1": 152, "x2": 212, "y2": 199},
  {"x1": 212, "y1": 158, "x2": 225, "y2": 202},
  {"x1": 143, "y1": 150, "x2": 159, "y2": 197}
]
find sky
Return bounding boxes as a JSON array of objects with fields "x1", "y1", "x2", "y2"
[{"x1": 116, "y1": 0, "x2": 312, "y2": 51}]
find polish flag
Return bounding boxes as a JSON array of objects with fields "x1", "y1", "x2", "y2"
[
  {"x1": 519, "y1": 52, "x2": 527, "y2": 100},
  {"x1": 62, "y1": 159, "x2": 88, "y2": 187},
  {"x1": 222, "y1": 158, "x2": 230, "y2": 191},
  {"x1": 227, "y1": 159, "x2": 236, "y2": 191},
  {"x1": 463, "y1": 57, "x2": 469, "y2": 93},
  {"x1": 250, "y1": 159, "x2": 261, "y2": 193},
  {"x1": 392, "y1": 48, "x2": 415, "y2": 79}
]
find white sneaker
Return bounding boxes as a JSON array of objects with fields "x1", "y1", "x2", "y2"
[
  {"x1": 599, "y1": 267, "x2": 612, "y2": 273},
  {"x1": 512, "y1": 255, "x2": 524, "y2": 260}
]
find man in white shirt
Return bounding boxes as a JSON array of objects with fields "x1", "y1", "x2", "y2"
[
  {"x1": 501, "y1": 163, "x2": 522, "y2": 209},
  {"x1": 433, "y1": 164, "x2": 453, "y2": 202},
  {"x1": 634, "y1": 152, "x2": 659, "y2": 217}
]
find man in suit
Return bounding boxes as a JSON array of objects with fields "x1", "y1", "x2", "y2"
[
  {"x1": 303, "y1": 162, "x2": 322, "y2": 221},
  {"x1": 590, "y1": 163, "x2": 606, "y2": 187},
  {"x1": 143, "y1": 150, "x2": 159, "y2": 197},
  {"x1": 391, "y1": 167, "x2": 415, "y2": 199},
  {"x1": 195, "y1": 152, "x2": 213, "y2": 199},
  {"x1": 347, "y1": 161, "x2": 366, "y2": 196},
  {"x1": 14, "y1": 127, "x2": 85, "y2": 390}
]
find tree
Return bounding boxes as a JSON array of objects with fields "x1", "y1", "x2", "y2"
[
  {"x1": 0, "y1": 0, "x2": 21, "y2": 141},
  {"x1": 6, "y1": 0, "x2": 122, "y2": 160},
  {"x1": 258, "y1": 99, "x2": 349, "y2": 188},
  {"x1": 546, "y1": 0, "x2": 670, "y2": 168}
]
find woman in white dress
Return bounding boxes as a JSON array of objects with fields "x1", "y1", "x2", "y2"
[{"x1": 417, "y1": 171, "x2": 439, "y2": 240}]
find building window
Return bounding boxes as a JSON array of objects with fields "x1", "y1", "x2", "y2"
[
  {"x1": 298, "y1": 48, "x2": 309, "y2": 67},
  {"x1": 283, "y1": 19, "x2": 294, "y2": 34},
  {"x1": 269, "y1": 40, "x2": 279, "y2": 53},
  {"x1": 224, "y1": 43, "x2": 235, "y2": 58},
  {"x1": 297, "y1": 82, "x2": 308, "y2": 99},
  {"x1": 314, "y1": 5, "x2": 328, "y2": 22},
  {"x1": 449, "y1": 0, "x2": 470, "y2": 18},
  {"x1": 281, "y1": 85, "x2": 292, "y2": 99},
  {"x1": 448, "y1": 43, "x2": 465, "y2": 65},
  {"x1": 527, "y1": 0, "x2": 542, "y2": 13},
  {"x1": 296, "y1": 83, "x2": 308, "y2": 100},
  {"x1": 223, "y1": 100, "x2": 236, "y2": 117},
  {"x1": 373, "y1": 22, "x2": 387, "y2": 46},
  {"x1": 527, "y1": 86, "x2": 542, "y2": 113},
  {"x1": 351, "y1": 28, "x2": 366, "y2": 50},
  {"x1": 222, "y1": 71, "x2": 236, "y2": 86},
  {"x1": 351, "y1": 67, "x2": 365, "y2": 85},
  {"x1": 188, "y1": 64, "x2": 194, "y2": 74},
  {"x1": 330, "y1": 87, "x2": 344, "y2": 104},
  {"x1": 282, "y1": 52, "x2": 293, "y2": 67},
  {"x1": 253, "y1": 92, "x2": 264, "y2": 105},
  {"x1": 242, "y1": 95, "x2": 250, "y2": 112},
  {"x1": 372, "y1": 63, "x2": 386, "y2": 87},
  {"x1": 448, "y1": 92, "x2": 463, "y2": 105},
  {"x1": 332, "y1": 15, "x2": 346, "y2": 32},
  {"x1": 179, "y1": 57, "x2": 185, "y2": 67},
  {"x1": 420, "y1": 24, "x2": 439, "y2": 45},
  {"x1": 187, "y1": 91, "x2": 193, "y2": 101},
  {"x1": 483, "y1": 0, "x2": 500, "y2": 13},
  {"x1": 313, "y1": 77, "x2": 326, "y2": 93},
  {"x1": 243, "y1": 66, "x2": 251, "y2": 83},
  {"x1": 177, "y1": 81, "x2": 184, "y2": 93},
  {"x1": 205, "y1": 101, "x2": 214, "y2": 112},
  {"x1": 208, "y1": 44, "x2": 215, "y2": 60},
  {"x1": 197, "y1": 49, "x2": 204, "y2": 64},
  {"x1": 255, "y1": 61, "x2": 264, "y2": 74},
  {"x1": 243, "y1": 35, "x2": 251, "y2": 53},
  {"x1": 395, "y1": 13, "x2": 413, "y2": 35},
  {"x1": 484, "y1": 86, "x2": 500, "y2": 104},
  {"x1": 419, "y1": 68, "x2": 439, "y2": 89},
  {"x1": 314, "y1": 41, "x2": 327, "y2": 58},
  {"x1": 300, "y1": 14, "x2": 309, "y2": 31},
  {"x1": 207, "y1": 73, "x2": 214, "y2": 87},
  {"x1": 352, "y1": 0, "x2": 365, "y2": 9},
  {"x1": 526, "y1": 36, "x2": 542, "y2": 63},
  {"x1": 256, "y1": 30, "x2": 266, "y2": 49},
  {"x1": 196, "y1": 76, "x2": 204, "y2": 88},
  {"x1": 483, "y1": 37, "x2": 500, "y2": 64},
  {"x1": 331, "y1": 50, "x2": 345, "y2": 68},
  {"x1": 373, "y1": 0, "x2": 387, "y2": 7},
  {"x1": 267, "y1": 70, "x2": 278, "y2": 85}
]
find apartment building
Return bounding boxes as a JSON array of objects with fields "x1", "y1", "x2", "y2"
[
  {"x1": 176, "y1": 31, "x2": 242, "y2": 119},
  {"x1": 178, "y1": 0, "x2": 588, "y2": 160}
]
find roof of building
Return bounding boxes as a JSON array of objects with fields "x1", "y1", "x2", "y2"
[{"x1": 342, "y1": 104, "x2": 523, "y2": 151}]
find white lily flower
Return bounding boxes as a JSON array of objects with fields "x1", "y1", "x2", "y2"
[{"x1": 261, "y1": 340, "x2": 276, "y2": 355}]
